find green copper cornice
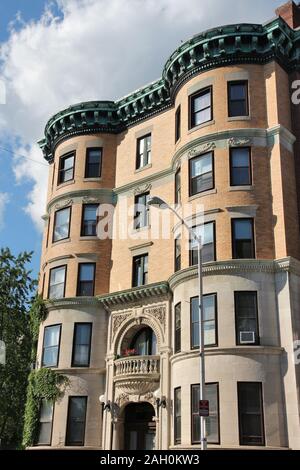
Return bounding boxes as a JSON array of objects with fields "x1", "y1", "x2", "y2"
[{"x1": 40, "y1": 17, "x2": 300, "y2": 163}]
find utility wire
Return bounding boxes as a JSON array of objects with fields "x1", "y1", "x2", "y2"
[{"x1": 0, "y1": 146, "x2": 49, "y2": 167}]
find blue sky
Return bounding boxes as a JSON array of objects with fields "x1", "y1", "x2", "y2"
[{"x1": 0, "y1": 0, "x2": 283, "y2": 280}]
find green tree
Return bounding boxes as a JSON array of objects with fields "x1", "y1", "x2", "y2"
[{"x1": 0, "y1": 248, "x2": 36, "y2": 449}]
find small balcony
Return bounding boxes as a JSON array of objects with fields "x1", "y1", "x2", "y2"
[{"x1": 114, "y1": 355, "x2": 160, "y2": 395}]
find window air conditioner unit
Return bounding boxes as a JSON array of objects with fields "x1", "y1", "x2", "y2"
[{"x1": 240, "y1": 331, "x2": 255, "y2": 344}]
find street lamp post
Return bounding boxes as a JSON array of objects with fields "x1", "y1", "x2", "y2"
[{"x1": 147, "y1": 196, "x2": 207, "y2": 450}]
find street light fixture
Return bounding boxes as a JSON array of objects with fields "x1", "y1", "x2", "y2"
[{"x1": 147, "y1": 196, "x2": 207, "y2": 451}]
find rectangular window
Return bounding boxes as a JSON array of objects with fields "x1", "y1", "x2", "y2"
[
  {"x1": 174, "y1": 303, "x2": 181, "y2": 353},
  {"x1": 175, "y1": 236, "x2": 181, "y2": 272},
  {"x1": 175, "y1": 105, "x2": 181, "y2": 142},
  {"x1": 191, "y1": 294, "x2": 217, "y2": 348},
  {"x1": 134, "y1": 193, "x2": 150, "y2": 229},
  {"x1": 238, "y1": 382, "x2": 265, "y2": 446},
  {"x1": 65, "y1": 396, "x2": 87, "y2": 446},
  {"x1": 175, "y1": 168, "x2": 181, "y2": 205},
  {"x1": 53, "y1": 207, "x2": 71, "y2": 242},
  {"x1": 77, "y1": 263, "x2": 95, "y2": 297},
  {"x1": 189, "y1": 87, "x2": 212, "y2": 129},
  {"x1": 37, "y1": 399, "x2": 54, "y2": 445},
  {"x1": 230, "y1": 147, "x2": 252, "y2": 186},
  {"x1": 48, "y1": 266, "x2": 66, "y2": 299},
  {"x1": 85, "y1": 148, "x2": 102, "y2": 178},
  {"x1": 189, "y1": 152, "x2": 214, "y2": 196},
  {"x1": 235, "y1": 292, "x2": 259, "y2": 345},
  {"x1": 72, "y1": 323, "x2": 92, "y2": 367},
  {"x1": 190, "y1": 222, "x2": 215, "y2": 266},
  {"x1": 81, "y1": 204, "x2": 98, "y2": 237},
  {"x1": 191, "y1": 383, "x2": 219, "y2": 444},
  {"x1": 136, "y1": 134, "x2": 151, "y2": 169},
  {"x1": 42, "y1": 324, "x2": 61, "y2": 367},
  {"x1": 58, "y1": 152, "x2": 75, "y2": 185},
  {"x1": 174, "y1": 387, "x2": 181, "y2": 444},
  {"x1": 232, "y1": 218, "x2": 255, "y2": 259},
  {"x1": 228, "y1": 81, "x2": 249, "y2": 117},
  {"x1": 132, "y1": 254, "x2": 148, "y2": 287}
]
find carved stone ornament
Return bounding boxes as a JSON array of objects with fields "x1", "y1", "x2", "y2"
[
  {"x1": 143, "y1": 305, "x2": 166, "y2": 330},
  {"x1": 112, "y1": 313, "x2": 132, "y2": 338},
  {"x1": 115, "y1": 393, "x2": 130, "y2": 406},
  {"x1": 115, "y1": 379, "x2": 159, "y2": 396},
  {"x1": 228, "y1": 137, "x2": 252, "y2": 147},
  {"x1": 82, "y1": 196, "x2": 101, "y2": 204},
  {"x1": 188, "y1": 141, "x2": 216, "y2": 158},
  {"x1": 134, "y1": 183, "x2": 152, "y2": 196},
  {"x1": 54, "y1": 199, "x2": 73, "y2": 210}
]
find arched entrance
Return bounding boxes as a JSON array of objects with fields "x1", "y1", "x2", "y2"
[{"x1": 124, "y1": 402, "x2": 156, "y2": 450}]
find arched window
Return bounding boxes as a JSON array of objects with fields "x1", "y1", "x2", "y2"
[{"x1": 130, "y1": 327, "x2": 157, "y2": 356}]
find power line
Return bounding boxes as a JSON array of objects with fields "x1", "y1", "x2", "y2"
[{"x1": 0, "y1": 146, "x2": 49, "y2": 167}]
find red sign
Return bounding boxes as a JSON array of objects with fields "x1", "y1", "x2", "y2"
[{"x1": 199, "y1": 400, "x2": 209, "y2": 417}]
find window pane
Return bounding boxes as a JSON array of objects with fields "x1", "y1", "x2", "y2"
[
  {"x1": 73, "y1": 324, "x2": 92, "y2": 366},
  {"x1": 42, "y1": 325, "x2": 60, "y2": 367},
  {"x1": 231, "y1": 148, "x2": 249, "y2": 167},
  {"x1": 232, "y1": 167, "x2": 250, "y2": 186},
  {"x1": 38, "y1": 400, "x2": 53, "y2": 446},
  {"x1": 64, "y1": 156, "x2": 74, "y2": 170},
  {"x1": 39, "y1": 399, "x2": 53, "y2": 422},
  {"x1": 44, "y1": 325, "x2": 60, "y2": 348},
  {"x1": 88, "y1": 149, "x2": 101, "y2": 163},
  {"x1": 191, "y1": 295, "x2": 216, "y2": 347},
  {"x1": 174, "y1": 388, "x2": 181, "y2": 443},
  {"x1": 66, "y1": 397, "x2": 87, "y2": 446},
  {"x1": 73, "y1": 345, "x2": 89, "y2": 365},
  {"x1": 38, "y1": 423, "x2": 52, "y2": 445},
  {"x1": 236, "y1": 292, "x2": 258, "y2": 344},
  {"x1": 230, "y1": 84, "x2": 246, "y2": 100},
  {"x1": 203, "y1": 295, "x2": 215, "y2": 321},
  {"x1": 49, "y1": 267, "x2": 66, "y2": 299},
  {"x1": 191, "y1": 384, "x2": 219, "y2": 444},
  {"x1": 234, "y1": 219, "x2": 252, "y2": 239},
  {"x1": 194, "y1": 91, "x2": 211, "y2": 112},
  {"x1": 82, "y1": 205, "x2": 98, "y2": 236},
  {"x1": 86, "y1": 149, "x2": 101, "y2": 177},
  {"x1": 54, "y1": 208, "x2": 70, "y2": 241},
  {"x1": 79, "y1": 264, "x2": 94, "y2": 281},
  {"x1": 194, "y1": 108, "x2": 211, "y2": 126},
  {"x1": 238, "y1": 383, "x2": 264, "y2": 445},
  {"x1": 191, "y1": 223, "x2": 215, "y2": 265},
  {"x1": 137, "y1": 135, "x2": 151, "y2": 169},
  {"x1": 133, "y1": 255, "x2": 148, "y2": 287},
  {"x1": 175, "y1": 303, "x2": 181, "y2": 353},
  {"x1": 134, "y1": 193, "x2": 149, "y2": 229},
  {"x1": 191, "y1": 154, "x2": 212, "y2": 177}
]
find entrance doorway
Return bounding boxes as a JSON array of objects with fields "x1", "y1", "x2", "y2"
[{"x1": 124, "y1": 402, "x2": 156, "y2": 450}]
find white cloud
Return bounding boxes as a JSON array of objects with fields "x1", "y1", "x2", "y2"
[
  {"x1": 0, "y1": 192, "x2": 9, "y2": 230},
  {"x1": 0, "y1": 0, "x2": 282, "y2": 231}
]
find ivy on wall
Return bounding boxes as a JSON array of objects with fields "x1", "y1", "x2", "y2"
[
  {"x1": 22, "y1": 295, "x2": 69, "y2": 448},
  {"x1": 29, "y1": 295, "x2": 49, "y2": 363},
  {"x1": 22, "y1": 368, "x2": 69, "y2": 448}
]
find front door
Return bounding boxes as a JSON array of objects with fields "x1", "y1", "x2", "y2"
[{"x1": 124, "y1": 402, "x2": 156, "y2": 450}]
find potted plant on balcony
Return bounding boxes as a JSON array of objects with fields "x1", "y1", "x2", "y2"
[{"x1": 122, "y1": 348, "x2": 137, "y2": 357}]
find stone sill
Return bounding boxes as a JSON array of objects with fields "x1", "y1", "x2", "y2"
[
  {"x1": 228, "y1": 115, "x2": 251, "y2": 122},
  {"x1": 188, "y1": 188, "x2": 217, "y2": 201},
  {"x1": 83, "y1": 177, "x2": 102, "y2": 182},
  {"x1": 229, "y1": 185, "x2": 253, "y2": 191},
  {"x1": 188, "y1": 120, "x2": 215, "y2": 135},
  {"x1": 135, "y1": 163, "x2": 152, "y2": 174}
]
